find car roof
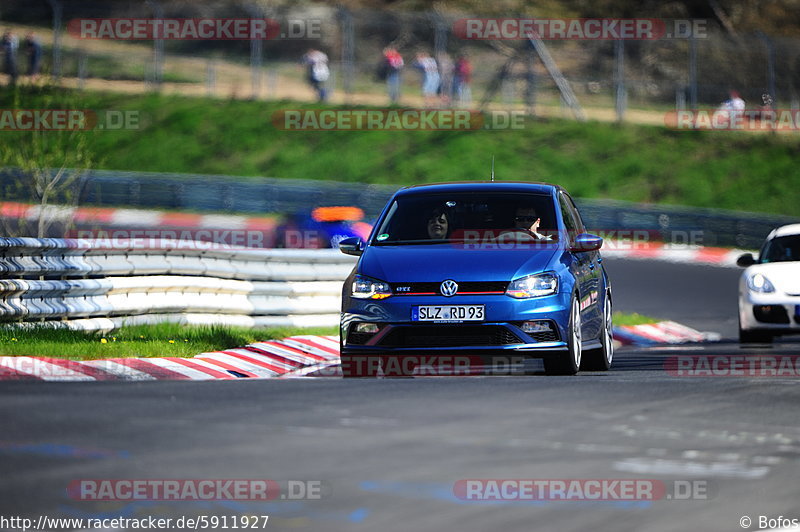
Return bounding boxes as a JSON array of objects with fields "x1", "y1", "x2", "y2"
[
  {"x1": 768, "y1": 223, "x2": 800, "y2": 239},
  {"x1": 395, "y1": 181, "x2": 562, "y2": 197}
]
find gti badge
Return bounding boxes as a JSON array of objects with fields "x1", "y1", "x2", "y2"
[{"x1": 440, "y1": 279, "x2": 459, "y2": 297}]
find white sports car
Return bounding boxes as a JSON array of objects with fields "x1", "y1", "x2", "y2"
[{"x1": 737, "y1": 224, "x2": 800, "y2": 343}]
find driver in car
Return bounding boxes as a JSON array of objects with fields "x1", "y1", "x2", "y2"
[{"x1": 514, "y1": 206, "x2": 552, "y2": 240}]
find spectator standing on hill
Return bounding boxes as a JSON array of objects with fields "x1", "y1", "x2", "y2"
[
  {"x1": 25, "y1": 32, "x2": 42, "y2": 80},
  {"x1": 2, "y1": 30, "x2": 19, "y2": 86},
  {"x1": 437, "y1": 52, "x2": 454, "y2": 106},
  {"x1": 380, "y1": 47, "x2": 404, "y2": 104},
  {"x1": 413, "y1": 51, "x2": 440, "y2": 107},
  {"x1": 454, "y1": 53, "x2": 473, "y2": 107},
  {"x1": 715, "y1": 90, "x2": 745, "y2": 127},
  {"x1": 302, "y1": 48, "x2": 330, "y2": 102}
]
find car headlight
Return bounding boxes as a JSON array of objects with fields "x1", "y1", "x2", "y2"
[
  {"x1": 506, "y1": 272, "x2": 559, "y2": 299},
  {"x1": 746, "y1": 273, "x2": 775, "y2": 293},
  {"x1": 352, "y1": 274, "x2": 392, "y2": 299}
]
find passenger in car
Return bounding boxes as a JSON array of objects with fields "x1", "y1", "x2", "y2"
[{"x1": 426, "y1": 208, "x2": 450, "y2": 239}]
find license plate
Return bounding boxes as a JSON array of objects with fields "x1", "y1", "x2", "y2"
[{"x1": 412, "y1": 305, "x2": 485, "y2": 322}]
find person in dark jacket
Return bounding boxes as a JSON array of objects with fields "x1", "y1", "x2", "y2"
[{"x1": 25, "y1": 32, "x2": 42, "y2": 80}]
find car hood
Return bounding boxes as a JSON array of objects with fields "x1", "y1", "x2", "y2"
[
  {"x1": 358, "y1": 244, "x2": 561, "y2": 282},
  {"x1": 745, "y1": 262, "x2": 800, "y2": 295}
]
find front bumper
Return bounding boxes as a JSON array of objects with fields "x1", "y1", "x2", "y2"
[
  {"x1": 341, "y1": 292, "x2": 571, "y2": 356},
  {"x1": 739, "y1": 291, "x2": 800, "y2": 333}
]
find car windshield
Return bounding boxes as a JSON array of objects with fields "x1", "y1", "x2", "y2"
[
  {"x1": 761, "y1": 234, "x2": 800, "y2": 263},
  {"x1": 371, "y1": 192, "x2": 559, "y2": 245}
]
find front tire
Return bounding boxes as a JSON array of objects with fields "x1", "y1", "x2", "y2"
[
  {"x1": 544, "y1": 296, "x2": 581, "y2": 375},
  {"x1": 739, "y1": 328, "x2": 773, "y2": 344},
  {"x1": 581, "y1": 293, "x2": 613, "y2": 371}
]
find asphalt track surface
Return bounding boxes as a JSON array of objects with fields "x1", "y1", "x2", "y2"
[{"x1": 2, "y1": 258, "x2": 800, "y2": 532}]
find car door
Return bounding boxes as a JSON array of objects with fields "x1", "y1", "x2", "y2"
[
  {"x1": 559, "y1": 192, "x2": 601, "y2": 340},
  {"x1": 567, "y1": 192, "x2": 604, "y2": 338}
]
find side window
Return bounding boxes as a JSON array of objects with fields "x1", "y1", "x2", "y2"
[
  {"x1": 558, "y1": 194, "x2": 579, "y2": 242},
  {"x1": 565, "y1": 194, "x2": 586, "y2": 233}
]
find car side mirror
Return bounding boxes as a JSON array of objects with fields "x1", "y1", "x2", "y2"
[
  {"x1": 736, "y1": 253, "x2": 756, "y2": 267},
  {"x1": 339, "y1": 237, "x2": 364, "y2": 256},
  {"x1": 571, "y1": 233, "x2": 603, "y2": 253}
]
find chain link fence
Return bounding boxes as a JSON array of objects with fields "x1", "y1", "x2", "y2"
[
  {"x1": 1, "y1": 3, "x2": 798, "y2": 247},
  {"x1": 1, "y1": 2, "x2": 799, "y2": 117}
]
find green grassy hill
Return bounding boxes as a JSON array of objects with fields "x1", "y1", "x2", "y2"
[{"x1": 2, "y1": 87, "x2": 799, "y2": 216}]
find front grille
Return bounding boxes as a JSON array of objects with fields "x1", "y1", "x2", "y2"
[
  {"x1": 753, "y1": 305, "x2": 790, "y2": 324},
  {"x1": 347, "y1": 331, "x2": 374, "y2": 345},
  {"x1": 530, "y1": 330, "x2": 560, "y2": 343},
  {"x1": 391, "y1": 281, "x2": 508, "y2": 295},
  {"x1": 378, "y1": 325, "x2": 522, "y2": 347}
]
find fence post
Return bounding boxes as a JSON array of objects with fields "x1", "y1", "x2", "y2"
[
  {"x1": 757, "y1": 32, "x2": 777, "y2": 106},
  {"x1": 46, "y1": 0, "x2": 63, "y2": 80},
  {"x1": 247, "y1": 4, "x2": 264, "y2": 99},
  {"x1": 525, "y1": 46, "x2": 536, "y2": 115},
  {"x1": 77, "y1": 49, "x2": 87, "y2": 90},
  {"x1": 206, "y1": 59, "x2": 216, "y2": 97},
  {"x1": 689, "y1": 33, "x2": 698, "y2": 108},
  {"x1": 433, "y1": 12, "x2": 447, "y2": 58},
  {"x1": 338, "y1": 7, "x2": 355, "y2": 101},
  {"x1": 614, "y1": 38, "x2": 626, "y2": 122},
  {"x1": 676, "y1": 88, "x2": 686, "y2": 110},
  {"x1": 146, "y1": 0, "x2": 164, "y2": 89}
]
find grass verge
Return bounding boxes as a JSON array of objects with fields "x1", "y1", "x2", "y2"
[
  {"x1": 0, "y1": 315, "x2": 658, "y2": 360},
  {"x1": 612, "y1": 312, "x2": 660, "y2": 327},
  {"x1": 0, "y1": 323, "x2": 338, "y2": 360}
]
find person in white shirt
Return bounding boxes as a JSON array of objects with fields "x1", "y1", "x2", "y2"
[
  {"x1": 302, "y1": 48, "x2": 330, "y2": 102},
  {"x1": 413, "y1": 51, "x2": 440, "y2": 107}
]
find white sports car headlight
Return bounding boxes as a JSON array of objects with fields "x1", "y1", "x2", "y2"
[
  {"x1": 506, "y1": 272, "x2": 558, "y2": 299},
  {"x1": 746, "y1": 273, "x2": 775, "y2": 293}
]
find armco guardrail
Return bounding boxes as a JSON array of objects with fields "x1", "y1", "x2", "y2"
[
  {"x1": 2, "y1": 169, "x2": 797, "y2": 249},
  {"x1": 0, "y1": 237, "x2": 356, "y2": 330}
]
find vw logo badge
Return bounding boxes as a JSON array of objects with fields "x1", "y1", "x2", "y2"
[{"x1": 440, "y1": 279, "x2": 458, "y2": 297}]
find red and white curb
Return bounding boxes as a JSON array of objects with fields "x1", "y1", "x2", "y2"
[
  {"x1": 0, "y1": 335, "x2": 340, "y2": 381},
  {"x1": 613, "y1": 321, "x2": 721, "y2": 347},
  {"x1": 0, "y1": 201, "x2": 279, "y2": 232},
  {"x1": 0, "y1": 323, "x2": 719, "y2": 381}
]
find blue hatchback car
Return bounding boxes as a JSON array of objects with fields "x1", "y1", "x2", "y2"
[{"x1": 338, "y1": 182, "x2": 612, "y2": 376}]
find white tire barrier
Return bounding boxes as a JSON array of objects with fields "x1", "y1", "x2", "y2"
[{"x1": 0, "y1": 238, "x2": 356, "y2": 329}]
